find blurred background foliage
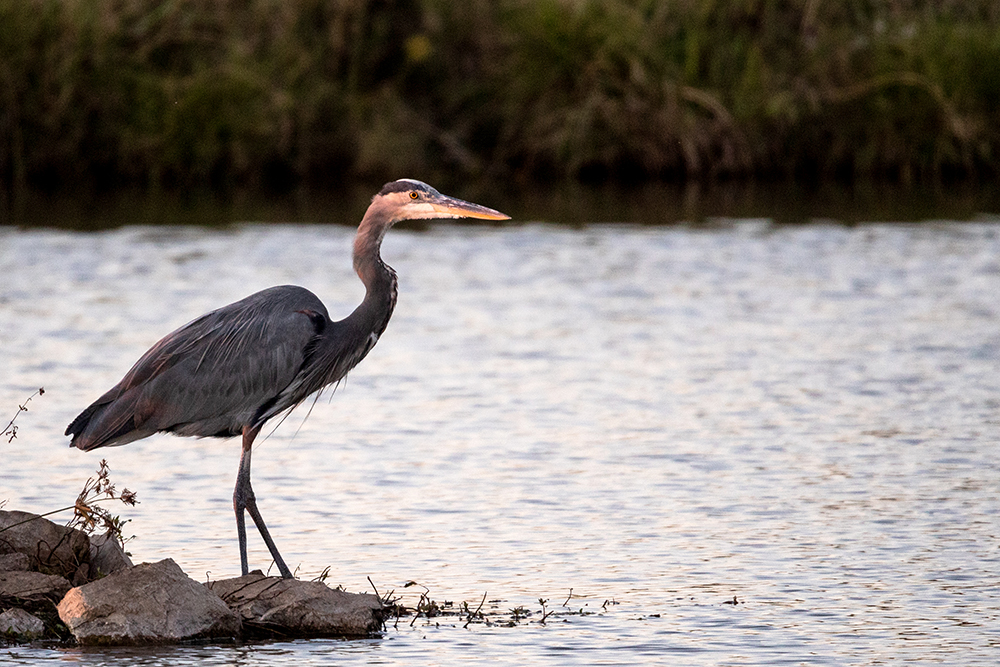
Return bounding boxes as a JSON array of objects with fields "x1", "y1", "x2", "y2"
[{"x1": 1, "y1": 0, "x2": 998, "y2": 200}]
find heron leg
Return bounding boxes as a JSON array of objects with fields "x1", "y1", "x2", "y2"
[{"x1": 233, "y1": 425, "x2": 293, "y2": 579}]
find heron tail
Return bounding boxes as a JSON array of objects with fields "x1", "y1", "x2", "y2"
[{"x1": 65, "y1": 391, "x2": 152, "y2": 451}]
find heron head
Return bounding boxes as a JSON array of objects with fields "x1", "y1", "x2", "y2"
[{"x1": 375, "y1": 179, "x2": 510, "y2": 224}]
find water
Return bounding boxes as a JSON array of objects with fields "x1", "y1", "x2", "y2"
[{"x1": 2, "y1": 218, "x2": 999, "y2": 664}]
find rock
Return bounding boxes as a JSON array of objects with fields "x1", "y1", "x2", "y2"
[
  {"x1": 0, "y1": 608, "x2": 46, "y2": 641},
  {"x1": 89, "y1": 533, "x2": 133, "y2": 577},
  {"x1": 0, "y1": 570, "x2": 72, "y2": 604},
  {"x1": 0, "y1": 571, "x2": 72, "y2": 641},
  {"x1": 0, "y1": 552, "x2": 31, "y2": 572},
  {"x1": 0, "y1": 510, "x2": 90, "y2": 579},
  {"x1": 57, "y1": 558, "x2": 242, "y2": 645},
  {"x1": 70, "y1": 563, "x2": 91, "y2": 588},
  {"x1": 208, "y1": 573, "x2": 384, "y2": 638}
]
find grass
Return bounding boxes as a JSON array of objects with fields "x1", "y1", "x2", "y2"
[{"x1": 0, "y1": 0, "x2": 998, "y2": 200}]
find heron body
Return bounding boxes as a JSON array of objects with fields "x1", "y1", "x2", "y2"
[{"x1": 66, "y1": 179, "x2": 509, "y2": 578}]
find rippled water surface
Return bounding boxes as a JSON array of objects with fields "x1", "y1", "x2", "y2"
[{"x1": 2, "y1": 220, "x2": 999, "y2": 664}]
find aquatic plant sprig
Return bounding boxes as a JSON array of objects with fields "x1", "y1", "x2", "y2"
[
  {"x1": 381, "y1": 583, "x2": 604, "y2": 630},
  {"x1": 462, "y1": 592, "x2": 488, "y2": 629},
  {"x1": 537, "y1": 598, "x2": 551, "y2": 624},
  {"x1": 404, "y1": 581, "x2": 442, "y2": 626}
]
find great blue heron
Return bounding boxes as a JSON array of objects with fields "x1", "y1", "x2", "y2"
[{"x1": 66, "y1": 179, "x2": 509, "y2": 579}]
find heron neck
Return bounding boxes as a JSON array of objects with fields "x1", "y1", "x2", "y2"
[{"x1": 351, "y1": 209, "x2": 398, "y2": 334}]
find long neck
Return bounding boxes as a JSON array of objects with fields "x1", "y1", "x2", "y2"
[
  {"x1": 350, "y1": 205, "x2": 398, "y2": 339},
  {"x1": 287, "y1": 206, "x2": 399, "y2": 399}
]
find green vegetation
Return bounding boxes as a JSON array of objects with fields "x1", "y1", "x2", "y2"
[{"x1": 1, "y1": 0, "x2": 998, "y2": 199}]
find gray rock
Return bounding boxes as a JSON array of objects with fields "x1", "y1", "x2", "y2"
[
  {"x1": 0, "y1": 510, "x2": 90, "y2": 579},
  {"x1": 0, "y1": 608, "x2": 46, "y2": 641},
  {"x1": 208, "y1": 573, "x2": 384, "y2": 638},
  {"x1": 0, "y1": 569, "x2": 72, "y2": 603},
  {"x1": 89, "y1": 532, "x2": 133, "y2": 577},
  {"x1": 0, "y1": 552, "x2": 31, "y2": 572},
  {"x1": 57, "y1": 558, "x2": 242, "y2": 645}
]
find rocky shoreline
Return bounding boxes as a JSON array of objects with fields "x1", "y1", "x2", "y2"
[{"x1": 0, "y1": 510, "x2": 385, "y2": 645}]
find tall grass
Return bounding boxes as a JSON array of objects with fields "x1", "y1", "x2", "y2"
[{"x1": 0, "y1": 0, "x2": 997, "y2": 198}]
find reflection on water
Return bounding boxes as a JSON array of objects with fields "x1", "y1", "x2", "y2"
[
  {"x1": 3, "y1": 179, "x2": 1000, "y2": 230},
  {"x1": 1, "y1": 218, "x2": 998, "y2": 665}
]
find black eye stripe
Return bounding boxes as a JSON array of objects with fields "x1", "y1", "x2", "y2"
[{"x1": 378, "y1": 178, "x2": 437, "y2": 197}]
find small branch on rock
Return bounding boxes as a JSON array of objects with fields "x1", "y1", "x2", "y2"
[
  {"x1": 67, "y1": 460, "x2": 138, "y2": 549},
  {"x1": 367, "y1": 576, "x2": 381, "y2": 602},
  {"x1": 0, "y1": 461, "x2": 137, "y2": 545}
]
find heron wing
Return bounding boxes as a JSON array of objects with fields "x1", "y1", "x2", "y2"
[{"x1": 67, "y1": 286, "x2": 328, "y2": 449}]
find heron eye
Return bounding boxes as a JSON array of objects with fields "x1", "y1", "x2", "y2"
[{"x1": 409, "y1": 191, "x2": 419, "y2": 200}]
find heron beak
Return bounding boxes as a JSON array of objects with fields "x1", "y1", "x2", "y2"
[{"x1": 429, "y1": 195, "x2": 510, "y2": 221}]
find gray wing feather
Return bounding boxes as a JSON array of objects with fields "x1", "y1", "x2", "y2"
[{"x1": 68, "y1": 286, "x2": 327, "y2": 449}]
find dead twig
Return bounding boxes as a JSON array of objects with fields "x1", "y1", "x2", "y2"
[
  {"x1": 404, "y1": 581, "x2": 441, "y2": 626},
  {"x1": 463, "y1": 591, "x2": 488, "y2": 628},
  {"x1": 367, "y1": 576, "x2": 382, "y2": 603},
  {"x1": 3, "y1": 387, "x2": 43, "y2": 444},
  {"x1": 0, "y1": 460, "x2": 137, "y2": 546},
  {"x1": 539, "y1": 598, "x2": 555, "y2": 625},
  {"x1": 67, "y1": 460, "x2": 138, "y2": 548}
]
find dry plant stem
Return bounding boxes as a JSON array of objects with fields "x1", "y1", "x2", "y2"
[
  {"x1": 463, "y1": 591, "x2": 488, "y2": 629},
  {"x1": 0, "y1": 502, "x2": 95, "y2": 533},
  {"x1": 367, "y1": 576, "x2": 382, "y2": 603},
  {"x1": 0, "y1": 458, "x2": 136, "y2": 551},
  {"x1": 68, "y1": 459, "x2": 138, "y2": 538},
  {"x1": 3, "y1": 388, "x2": 43, "y2": 443},
  {"x1": 539, "y1": 598, "x2": 554, "y2": 625},
  {"x1": 409, "y1": 591, "x2": 429, "y2": 627},
  {"x1": 0, "y1": 498, "x2": 131, "y2": 534}
]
